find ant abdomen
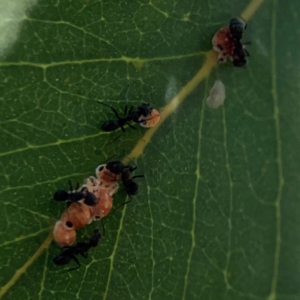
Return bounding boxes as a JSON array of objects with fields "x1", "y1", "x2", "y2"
[
  {"x1": 54, "y1": 190, "x2": 70, "y2": 201},
  {"x1": 124, "y1": 181, "x2": 139, "y2": 196},
  {"x1": 101, "y1": 120, "x2": 120, "y2": 132}
]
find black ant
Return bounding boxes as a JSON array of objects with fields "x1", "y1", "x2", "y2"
[
  {"x1": 120, "y1": 168, "x2": 144, "y2": 204},
  {"x1": 53, "y1": 180, "x2": 97, "y2": 206},
  {"x1": 105, "y1": 161, "x2": 144, "y2": 203},
  {"x1": 53, "y1": 229, "x2": 101, "y2": 271},
  {"x1": 99, "y1": 102, "x2": 153, "y2": 132},
  {"x1": 229, "y1": 17, "x2": 250, "y2": 67}
]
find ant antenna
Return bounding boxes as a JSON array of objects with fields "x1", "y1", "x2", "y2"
[
  {"x1": 124, "y1": 156, "x2": 138, "y2": 168},
  {"x1": 100, "y1": 219, "x2": 105, "y2": 237},
  {"x1": 115, "y1": 195, "x2": 133, "y2": 210},
  {"x1": 238, "y1": 15, "x2": 247, "y2": 24},
  {"x1": 131, "y1": 175, "x2": 144, "y2": 180},
  {"x1": 68, "y1": 180, "x2": 73, "y2": 191},
  {"x1": 127, "y1": 123, "x2": 137, "y2": 131},
  {"x1": 122, "y1": 195, "x2": 133, "y2": 206},
  {"x1": 63, "y1": 265, "x2": 81, "y2": 273},
  {"x1": 103, "y1": 155, "x2": 117, "y2": 163},
  {"x1": 96, "y1": 101, "x2": 111, "y2": 109},
  {"x1": 57, "y1": 255, "x2": 81, "y2": 273}
]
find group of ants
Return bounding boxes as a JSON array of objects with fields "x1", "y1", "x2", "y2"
[{"x1": 51, "y1": 17, "x2": 249, "y2": 272}]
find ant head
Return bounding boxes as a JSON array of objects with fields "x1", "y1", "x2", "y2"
[
  {"x1": 137, "y1": 103, "x2": 153, "y2": 117},
  {"x1": 229, "y1": 17, "x2": 246, "y2": 40},
  {"x1": 106, "y1": 161, "x2": 125, "y2": 174}
]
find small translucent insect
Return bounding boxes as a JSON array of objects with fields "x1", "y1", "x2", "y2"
[{"x1": 206, "y1": 80, "x2": 226, "y2": 109}]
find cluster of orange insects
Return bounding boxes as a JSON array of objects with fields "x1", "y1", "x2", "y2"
[{"x1": 52, "y1": 103, "x2": 161, "y2": 271}]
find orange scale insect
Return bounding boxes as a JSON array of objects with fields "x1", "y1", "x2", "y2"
[
  {"x1": 95, "y1": 164, "x2": 119, "y2": 186},
  {"x1": 138, "y1": 108, "x2": 161, "y2": 128},
  {"x1": 53, "y1": 199, "x2": 96, "y2": 247},
  {"x1": 53, "y1": 220, "x2": 77, "y2": 247},
  {"x1": 212, "y1": 27, "x2": 236, "y2": 63},
  {"x1": 91, "y1": 188, "x2": 114, "y2": 220},
  {"x1": 60, "y1": 200, "x2": 94, "y2": 229},
  {"x1": 82, "y1": 176, "x2": 102, "y2": 199}
]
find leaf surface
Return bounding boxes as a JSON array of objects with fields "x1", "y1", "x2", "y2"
[{"x1": 0, "y1": 0, "x2": 299, "y2": 299}]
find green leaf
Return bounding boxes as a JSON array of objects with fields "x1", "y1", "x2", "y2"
[{"x1": 0, "y1": 0, "x2": 299, "y2": 299}]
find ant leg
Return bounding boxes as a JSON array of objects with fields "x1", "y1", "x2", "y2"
[
  {"x1": 122, "y1": 195, "x2": 133, "y2": 205},
  {"x1": 128, "y1": 106, "x2": 134, "y2": 114},
  {"x1": 80, "y1": 186, "x2": 88, "y2": 193},
  {"x1": 244, "y1": 49, "x2": 250, "y2": 57},
  {"x1": 100, "y1": 219, "x2": 105, "y2": 237},
  {"x1": 126, "y1": 166, "x2": 137, "y2": 173},
  {"x1": 110, "y1": 106, "x2": 122, "y2": 120},
  {"x1": 80, "y1": 252, "x2": 88, "y2": 259},
  {"x1": 124, "y1": 105, "x2": 128, "y2": 116},
  {"x1": 97, "y1": 101, "x2": 121, "y2": 120},
  {"x1": 239, "y1": 15, "x2": 247, "y2": 26},
  {"x1": 106, "y1": 133, "x2": 123, "y2": 145},
  {"x1": 104, "y1": 155, "x2": 117, "y2": 163},
  {"x1": 116, "y1": 195, "x2": 133, "y2": 210},
  {"x1": 131, "y1": 175, "x2": 144, "y2": 180},
  {"x1": 109, "y1": 134, "x2": 122, "y2": 144},
  {"x1": 127, "y1": 123, "x2": 137, "y2": 130},
  {"x1": 65, "y1": 254, "x2": 81, "y2": 272},
  {"x1": 124, "y1": 156, "x2": 138, "y2": 169}
]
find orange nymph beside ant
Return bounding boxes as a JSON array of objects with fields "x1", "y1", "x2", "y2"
[
  {"x1": 138, "y1": 108, "x2": 161, "y2": 128},
  {"x1": 212, "y1": 17, "x2": 250, "y2": 67}
]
